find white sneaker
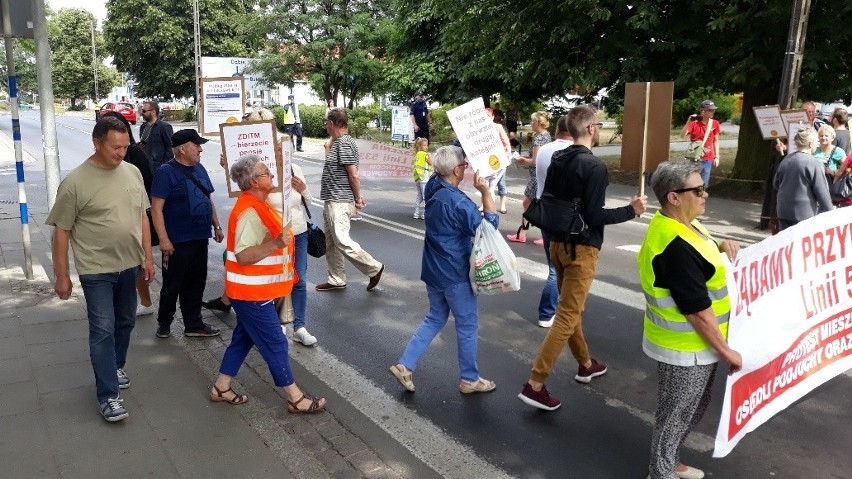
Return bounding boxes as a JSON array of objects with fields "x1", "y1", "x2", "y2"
[
  {"x1": 136, "y1": 304, "x2": 156, "y2": 316},
  {"x1": 538, "y1": 315, "x2": 555, "y2": 328},
  {"x1": 293, "y1": 327, "x2": 317, "y2": 346}
]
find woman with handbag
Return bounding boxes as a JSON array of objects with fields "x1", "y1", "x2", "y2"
[
  {"x1": 679, "y1": 100, "x2": 721, "y2": 188},
  {"x1": 389, "y1": 146, "x2": 498, "y2": 394},
  {"x1": 506, "y1": 111, "x2": 552, "y2": 244},
  {"x1": 202, "y1": 110, "x2": 318, "y2": 346}
]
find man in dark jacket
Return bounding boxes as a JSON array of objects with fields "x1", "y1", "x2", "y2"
[
  {"x1": 518, "y1": 105, "x2": 647, "y2": 411},
  {"x1": 139, "y1": 101, "x2": 175, "y2": 169}
]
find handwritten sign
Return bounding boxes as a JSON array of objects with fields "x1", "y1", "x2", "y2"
[
  {"x1": 447, "y1": 98, "x2": 509, "y2": 176},
  {"x1": 220, "y1": 120, "x2": 283, "y2": 200}
]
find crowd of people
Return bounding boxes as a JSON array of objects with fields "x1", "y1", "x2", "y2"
[{"x1": 44, "y1": 93, "x2": 846, "y2": 478}]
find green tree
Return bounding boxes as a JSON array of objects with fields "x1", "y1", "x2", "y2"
[
  {"x1": 0, "y1": 39, "x2": 38, "y2": 99},
  {"x1": 391, "y1": 0, "x2": 852, "y2": 187},
  {"x1": 248, "y1": 0, "x2": 394, "y2": 107},
  {"x1": 104, "y1": 0, "x2": 260, "y2": 99},
  {"x1": 49, "y1": 8, "x2": 120, "y2": 106}
]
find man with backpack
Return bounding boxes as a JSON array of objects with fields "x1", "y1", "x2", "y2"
[{"x1": 518, "y1": 105, "x2": 647, "y2": 411}]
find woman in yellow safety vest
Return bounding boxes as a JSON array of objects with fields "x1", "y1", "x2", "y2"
[
  {"x1": 637, "y1": 161, "x2": 742, "y2": 479},
  {"x1": 209, "y1": 154, "x2": 326, "y2": 414}
]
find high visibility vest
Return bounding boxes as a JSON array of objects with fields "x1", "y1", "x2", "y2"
[
  {"x1": 225, "y1": 193, "x2": 295, "y2": 301},
  {"x1": 413, "y1": 151, "x2": 431, "y2": 181},
  {"x1": 284, "y1": 104, "x2": 298, "y2": 124},
  {"x1": 637, "y1": 211, "x2": 730, "y2": 366}
]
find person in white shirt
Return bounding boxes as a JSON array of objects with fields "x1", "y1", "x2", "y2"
[{"x1": 530, "y1": 115, "x2": 574, "y2": 328}]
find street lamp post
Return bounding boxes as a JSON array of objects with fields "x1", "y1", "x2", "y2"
[
  {"x1": 91, "y1": 17, "x2": 98, "y2": 101},
  {"x1": 193, "y1": 0, "x2": 201, "y2": 120}
]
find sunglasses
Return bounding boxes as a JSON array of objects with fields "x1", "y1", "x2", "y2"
[{"x1": 672, "y1": 185, "x2": 706, "y2": 197}]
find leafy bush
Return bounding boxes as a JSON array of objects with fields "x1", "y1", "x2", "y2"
[
  {"x1": 66, "y1": 103, "x2": 87, "y2": 111},
  {"x1": 182, "y1": 106, "x2": 196, "y2": 122},
  {"x1": 729, "y1": 114, "x2": 741, "y2": 125},
  {"x1": 164, "y1": 110, "x2": 183, "y2": 122},
  {"x1": 672, "y1": 88, "x2": 736, "y2": 127}
]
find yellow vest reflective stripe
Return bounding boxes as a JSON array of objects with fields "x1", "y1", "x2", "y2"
[{"x1": 637, "y1": 211, "x2": 730, "y2": 365}]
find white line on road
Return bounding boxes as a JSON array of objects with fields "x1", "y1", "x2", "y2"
[{"x1": 289, "y1": 345, "x2": 514, "y2": 479}]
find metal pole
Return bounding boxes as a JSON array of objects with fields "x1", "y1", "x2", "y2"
[
  {"x1": 639, "y1": 82, "x2": 650, "y2": 198},
  {"x1": 2, "y1": 30, "x2": 34, "y2": 279},
  {"x1": 91, "y1": 17, "x2": 98, "y2": 100},
  {"x1": 193, "y1": 0, "x2": 201, "y2": 120},
  {"x1": 31, "y1": 0, "x2": 60, "y2": 210}
]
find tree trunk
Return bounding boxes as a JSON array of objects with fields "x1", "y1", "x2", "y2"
[{"x1": 728, "y1": 85, "x2": 780, "y2": 228}]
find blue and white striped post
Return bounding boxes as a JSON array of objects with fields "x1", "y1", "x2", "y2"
[{"x1": 4, "y1": 37, "x2": 34, "y2": 279}]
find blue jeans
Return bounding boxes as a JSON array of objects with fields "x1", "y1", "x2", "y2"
[
  {"x1": 293, "y1": 232, "x2": 307, "y2": 330},
  {"x1": 79, "y1": 266, "x2": 139, "y2": 404},
  {"x1": 496, "y1": 170, "x2": 507, "y2": 196},
  {"x1": 537, "y1": 232, "x2": 558, "y2": 321},
  {"x1": 398, "y1": 281, "x2": 481, "y2": 382},
  {"x1": 220, "y1": 299, "x2": 295, "y2": 387},
  {"x1": 700, "y1": 160, "x2": 713, "y2": 187}
]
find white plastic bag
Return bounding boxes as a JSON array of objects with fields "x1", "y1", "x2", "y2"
[{"x1": 470, "y1": 220, "x2": 521, "y2": 295}]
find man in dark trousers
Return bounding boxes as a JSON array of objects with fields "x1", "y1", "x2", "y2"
[
  {"x1": 139, "y1": 101, "x2": 175, "y2": 169},
  {"x1": 284, "y1": 94, "x2": 304, "y2": 152},
  {"x1": 151, "y1": 129, "x2": 224, "y2": 339},
  {"x1": 517, "y1": 105, "x2": 647, "y2": 411}
]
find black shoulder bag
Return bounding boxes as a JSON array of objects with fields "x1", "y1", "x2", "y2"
[
  {"x1": 300, "y1": 196, "x2": 327, "y2": 257},
  {"x1": 523, "y1": 194, "x2": 589, "y2": 244}
]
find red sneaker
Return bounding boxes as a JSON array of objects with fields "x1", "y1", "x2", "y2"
[
  {"x1": 517, "y1": 383, "x2": 561, "y2": 411},
  {"x1": 575, "y1": 359, "x2": 608, "y2": 383}
]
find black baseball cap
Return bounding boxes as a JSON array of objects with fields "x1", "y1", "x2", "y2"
[{"x1": 172, "y1": 129, "x2": 209, "y2": 147}]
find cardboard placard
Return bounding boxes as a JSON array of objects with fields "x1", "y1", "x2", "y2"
[
  {"x1": 752, "y1": 105, "x2": 785, "y2": 140},
  {"x1": 780, "y1": 109, "x2": 810, "y2": 137}
]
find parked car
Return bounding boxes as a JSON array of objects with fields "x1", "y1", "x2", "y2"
[
  {"x1": 18, "y1": 101, "x2": 32, "y2": 110},
  {"x1": 100, "y1": 101, "x2": 137, "y2": 124}
]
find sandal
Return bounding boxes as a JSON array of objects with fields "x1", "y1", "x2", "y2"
[
  {"x1": 287, "y1": 394, "x2": 326, "y2": 414},
  {"x1": 389, "y1": 365, "x2": 415, "y2": 392},
  {"x1": 210, "y1": 384, "x2": 249, "y2": 405},
  {"x1": 459, "y1": 377, "x2": 496, "y2": 394}
]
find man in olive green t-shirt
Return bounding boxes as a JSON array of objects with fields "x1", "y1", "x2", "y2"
[{"x1": 46, "y1": 116, "x2": 155, "y2": 422}]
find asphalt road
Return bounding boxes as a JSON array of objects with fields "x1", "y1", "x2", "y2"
[{"x1": 2, "y1": 110, "x2": 850, "y2": 478}]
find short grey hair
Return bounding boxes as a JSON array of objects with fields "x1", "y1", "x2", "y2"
[
  {"x1": 230, "y1": 154, "x2": 264, "y2": 191},
  {"x1": 794, "y1": 127, "x2": 818, "y2": 150},
  {"x1": 433, "y1": 146, "x2": 465, "y2": 177},
  {"x1": 651, "y1": 161, "x2": 702, "y2": 205}
]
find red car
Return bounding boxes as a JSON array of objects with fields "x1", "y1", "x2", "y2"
[{"x1": 98, "y1": 101, "x2": 137, "y2": 124}]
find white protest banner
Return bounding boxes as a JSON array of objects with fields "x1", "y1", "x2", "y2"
[
  {"x1": 220, "y1": 120, "x2": 283, "y2": 199},
  {"x1": 354, "y1": 140, "x2": 413, "y2": 181},
  {"x1": 447, "y1": 98, "x2": 509, "y2": 177},
  {"x1": 752, "y1": 105, "x2": 785, "y2": 140},
  {"x1": 391, "y1": 106, "x2": 414, "y2": 142},
  {"x1": 201, "y1": 77, "x2": 245, "y2": 135},
  {"x1": 713, "y1": 208, "x2": 852, "y2": 457},
  {"x1": 279, "y1": 138, "x2": 293, "y2": 227}
]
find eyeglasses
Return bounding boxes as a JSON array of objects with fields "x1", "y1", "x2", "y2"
[
  {"x1": 255, "y1": 172, "x2": 274, "y2": 179},
  {"x1": 671, "y1": 185, "x2": 706, "y2": 197},
  {"x1": 587, "y1": 122, "x2": 603, "y2": 129},
  {"x1": 454, "y1": 161, "x2": 469, "y2": 170}
]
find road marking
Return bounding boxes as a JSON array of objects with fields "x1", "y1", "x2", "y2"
[
  {"x1": 617, "y1": 244, "x2": 642, "y2": 253},
  {"x1": 288, "y1": 345, "x2": 514, "y2": 479}
]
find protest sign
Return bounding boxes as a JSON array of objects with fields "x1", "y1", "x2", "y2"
[
  {"x1": 391, "y1": 106, "x2": 414, "y2": 143},
  {"x1": 220, "y1": 120, "x2": 284, "y2": 200},
  {"x1": 201, "y1": 77, "x2": 245, "y2": 135},
  {"x1": 752, "y1": 105, "x2": 785, "y2": 140},
  {"x1": 447, "y1": 98, "x2": 509, "y2": 177},
  {"x1": 354, "y1": 140, "x2": 413, "y2": 181},
  {"x1": 780, "y1": 109, "x2": 810, "y2": 137},
  {"x1": 713, "y1": 208, "x2": 852, "y2": 457}
]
